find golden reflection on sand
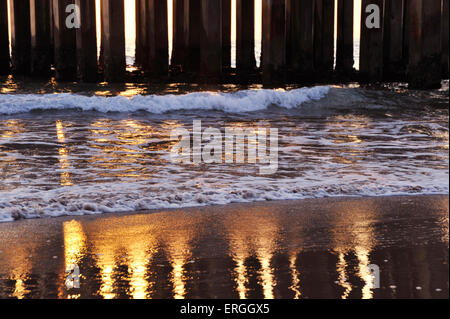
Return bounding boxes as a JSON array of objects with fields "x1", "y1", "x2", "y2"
[
  {"x1": 56, "y1": 121, "x2": 73, "y2": 186},
  {"x1": 223, "y1": 209, "x2": 280, "y2": 299}
]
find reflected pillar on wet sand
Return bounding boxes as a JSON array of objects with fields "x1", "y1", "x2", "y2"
[{"x1": 0, "y1": 0, "x2": 10, "y2": 75}]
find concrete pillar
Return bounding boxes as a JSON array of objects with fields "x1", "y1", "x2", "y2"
[
  {"x1": 75, "y1": 0, "x2": 97, "y2": 82},
  {"x1": 336, "y1": 0, "x2": 354, "y2": 73},
  {"x1": 262, "y1": 0, "x2": 286, "y2": 84},
  {"x1": 30, "y1": 0, "x2": 52, "y2": 77},
  {"x1": 360, "y1": 0, "x2": 385, "y2": 82},
  {"x1": 10, "y1": 0, "x2": 31, "y2": 75},
  {"x1": 286, "y1": 0, "x2": 314, "y2": 81},
  {"x1": 200, "y1": 0, "x2": 222, "y2": 80},
  {"x1": 52, "y1": 0, "x2": 77, "y2": 80},
  {"x1": 148, "y1": 0, "x2": 168, "y2": 77},
  {"x1": 185, "y1": 0, "x2": 202, "y2": 73},
  {"x1": 101, "y1": 0, "x2": 126, "y2": 82},
  {"x1": 222, "y1": 0, "x2": 231, "y2": 69},
  {"x1": 442, "y1": 0, "x2": 449, "y2": 78},
  {"x1": 236, "y1": 0, "x2": 256, "y2": 74},
  {"x1": 172, "y1": 0, "x2": 187, "y2": 67},
  {"x1": 383, "y1": 0, "x2": 405, "y2": 80},
  {"x1": 408, "y1": 0, "x2": 442, "y2": 89},
  {"x1": 314, "y1": 0, "x2": 335, "y2": 74},
  {"x1": 0, "y1": 0, "x2": 9, "y2": 75}
]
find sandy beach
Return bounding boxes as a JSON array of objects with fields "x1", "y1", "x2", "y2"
[{"x1": 0, "y1": 195, "x2": 448, "y2": 299}]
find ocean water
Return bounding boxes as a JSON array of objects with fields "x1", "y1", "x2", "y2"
[{"x1": 0, "y1": 81, "x2": 448, "y2": 222}]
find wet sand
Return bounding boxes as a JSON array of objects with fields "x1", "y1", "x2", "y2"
[{"x1": 0, "y1": 195, "x2": 448, "y2": 299}]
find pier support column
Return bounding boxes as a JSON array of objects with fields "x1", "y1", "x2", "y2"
[
  {"x1": 236, "y1": 0, "x2": 256, "y2": 75},
  {"x1": 30, "y1": 0, "x2": 52, "y2": 77},
  {"x1": 314, "y1": 0, "x2": 335, "y2": 75},
  {"x1": 137, "y1": 0, "x2": 149, "y2": 71},
  {"x1": 336, "y1": 0, "x2": 354, "y2": 74},
  {"x1": 442, "y1": 0, "x2": 449, "y2": 78},
  {"x1": 262, "y1": 0, "x2": 286, "y2": 85},
  {"x1": 135, "y1": 0, "x2": 142, "y2": 66},
  {"x1": 383, "y1": 0, "x2": 405, "y2": 80},
  {"x1": 172, "y1": 0, "x2": 187, "y2": 67},
  {"x1": 286, "y1": 0, "x2": 314, "y2": 82},
  {"x1": 0, "y1": 0, "x2": 9, "y2": 75},
  {"x1": 360, "y1": 0, "x2": 385, "y2": 82},
  {"x1": 408, "y1": 0, "x2": 442, "y2": 89},
  {"x1": 53, "y1": 0, "x2": 77, "y2": 81},
  {"x1": 185, "y1": 0, "x2": 202, "y2": 73},
  {"x1": 75, "y1": 0, "x2": 97, "y2": 82},
  {"x1": 10, "y1": 0, "x2": 31, "y2": 75},
  {"x1": 101, "y1": 0, "x2": 126, "y2": 82},
  {"x1": 200, "y1": 0, "x2": 222, "y2": 80},
  {"x1": 148, "y1": 0, "x2": 168, "y2": 78},
  {"x1": 222, "y1": 0, "x2": 231, "y2": 69}
]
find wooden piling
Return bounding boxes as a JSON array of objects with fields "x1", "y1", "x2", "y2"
[
  {"x1": 262, "y1": 0, "x2": 286, "y2": 84},
  {"x1": 30, "y1": 0, "x2": 52, "y2": 77},
  {"x1": 135, "y1": 0, "x2": 142, "y2": 66},
  {"x1": 200, "y1": 0, "x2": 222, "y2": 80},
  {"x1": 442, "y1": 0, "x2": 449, "y2": 78},
  {"x1": 185, "y1": 0, "x2": 202, "y2": 73},
  {"x1": 222, "y1": 0, "x2": 232, "y2": 69},
  {"x1": 286, "y1": 0, "x2": 314, "y2": 81},
  {"x1": 236, "y1": 0, "x2": 256, "y2": 74},
  {"x1": 383, "y1": 0, "x2": 405, "y2": 80},
  {"x1": 52, "y1": 0, "x2": 77, "y2": 81},
  {"x1": 137, "y1": 0, "x2": 149, "y2": 71},
  {"x1": 10, "y1": 0, "x2": 32, "y2": 75},
  {"x1": 0, "y1": 0, "x2": 9, "y2": 75},
  {"x1": 148, "y1": 0, "x2": 168, "y2": 78},
  {"x1": 408, "y1": 0, "x2": 442, "y2": 89},
  {"x1": 101, "y1": 0, "x2": 126, "y2": 82},
  {"x1": 75, "y1": 0, "x2": 97, "y2": 82},
  {"x1": 314, "y1": 0, "x2": 335, "y2": 75},
  {"x1": 336, "y1": 0, "x2": 354, "y2": 74},
  {"x1": 172, "y1": 0, "x2": 187, "y2": 67},
  {"x1": 360, "y1": 0, "x2": 385, "y2": 82}
]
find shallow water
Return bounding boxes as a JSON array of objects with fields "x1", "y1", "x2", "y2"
[{"x1": 0, "y1": 82, "x2": 449, "y2": 221}]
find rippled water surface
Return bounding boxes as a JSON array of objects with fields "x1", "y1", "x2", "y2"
[{"x1": 0, "y1": 82, "x2": 448, "y2": 221}]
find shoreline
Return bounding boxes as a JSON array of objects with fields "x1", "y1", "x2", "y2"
[{"x1": 0, "y1": 194, "x2": 448, "y2": 299}]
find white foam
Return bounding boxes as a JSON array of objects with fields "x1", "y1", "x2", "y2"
[{"x1": 0, "y1": 86, "x2": 331, "y2": 115}]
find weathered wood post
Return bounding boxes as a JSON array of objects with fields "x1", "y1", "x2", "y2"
[
  {"x1": 408, "y1": 0, "x2": 442, "y2": 89},
  {"x1": 75, "y1": 0, "x2": 97, "y2": 82},
  {"x1": 286, "y1": 0, "x2": 314, "y2": 82},
  {"x1": 236, "y1": 0, "x2": 256, "y2": 75},
  {"x1": 30, "y1": 0, "x2": 52, "y2": 77},
  {"x1": 101, "y1": 0, "x2": 126, "y2": 82},
  {"x1": 185, "y1": 0, "x2": 202, "y2": 73},
  {"x1": 135, "y1": 0, "x2": 142, "y2": 66},
  {"x1": 0, "y1": 0, "x2": 9, "y2": 75},
  {"x1": 360, "y1": 0, "x2": 385, "y2": 82},
  {"x1": 314, "y1": 0, "x2": 335, "y2": 76},
  {"x1": 383, "y1": 0, "x2": 405, "y2": 80},
  {"x1": 172, "y1": 0, "x2": 187, "y2": 67},
  {"x1": 336, "y1": 0, "x2": 354, "y2": 74},
  {"x1": 262, "y1": 0, "x2": 286, "y2": 85},
  {"x1": 200, "y1": 0, "x2": 222, "y2": 80},
  {"x1": 137, "y1": 0, "x2": 149, "y2": 71},
  {"x1": 10, "y1": 0, "x2": 32, "y2": 75},
  {"x1": 222, "y1": 0, "x2": 232, "y2": 69},
  {"x1": 442, "y1": 0, "x2": 449, "y2": 78},
  {"x1": 148, "y1": 0, "x2": 168, "y2": 78},
  {"x1": 53, "y1": 0, "x2": 77, "y2": 80}
]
